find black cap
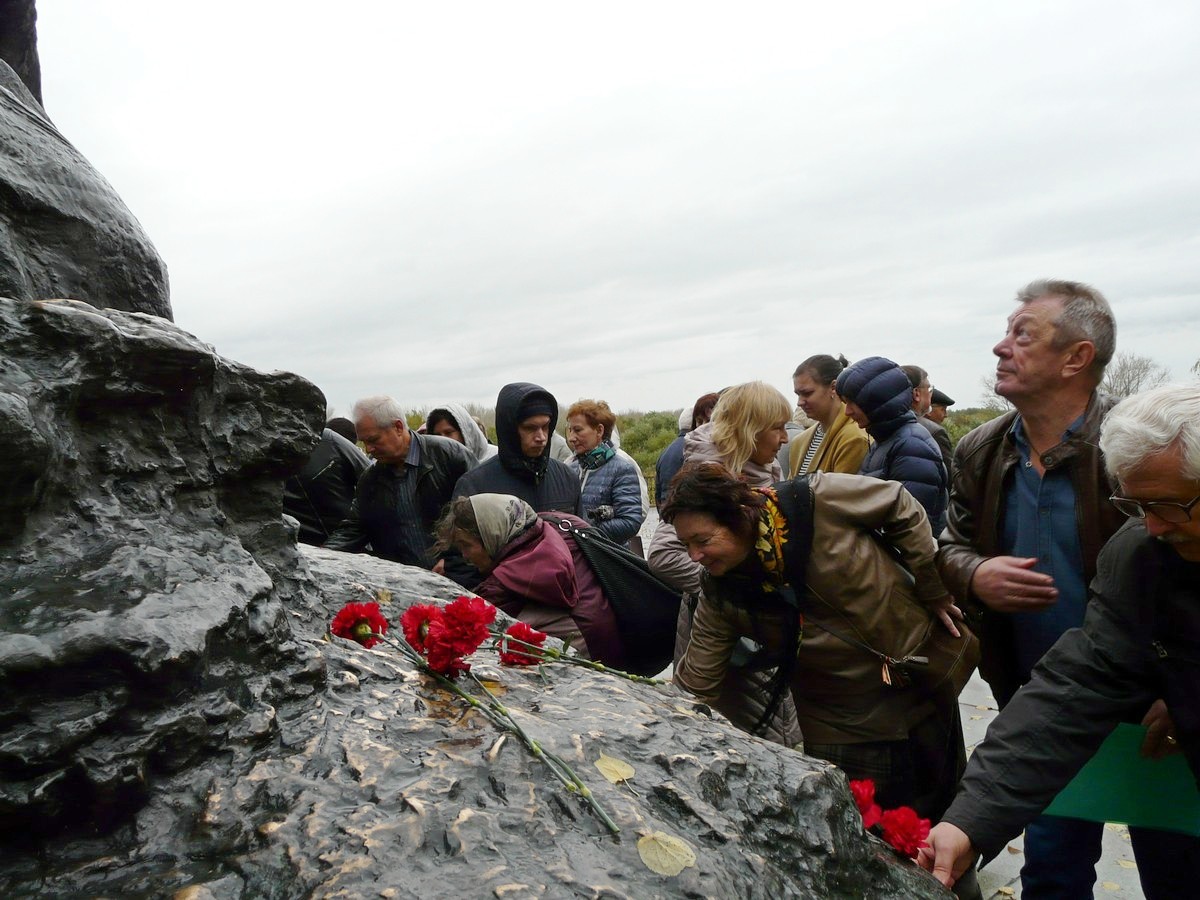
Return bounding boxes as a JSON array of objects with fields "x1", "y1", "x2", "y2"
[{"x1": 930, "y1": 388, "x2": 955, "y2": 407}]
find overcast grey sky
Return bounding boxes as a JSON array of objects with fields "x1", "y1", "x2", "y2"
[{"x1": 36, "y1": 2, "x2": 1200, "y2": 417}]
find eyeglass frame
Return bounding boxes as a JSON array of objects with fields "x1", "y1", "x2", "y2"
[{"x1": 1108, "y1": 493, "x2": 1200, "y2": 524}]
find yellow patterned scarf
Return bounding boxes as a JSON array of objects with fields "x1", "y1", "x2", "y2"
[{"x1": 753, "y1": 488, "x2": 789, "y2": 591}]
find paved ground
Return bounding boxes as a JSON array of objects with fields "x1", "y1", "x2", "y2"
[{"x1": 960, "y1": 674, "x2": 1144, "y2": 899}]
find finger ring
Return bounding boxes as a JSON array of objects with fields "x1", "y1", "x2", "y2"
[{"x1": 1166, "y1": 735, "x2": 1178, "y2": 746}]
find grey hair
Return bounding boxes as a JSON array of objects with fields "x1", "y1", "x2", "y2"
[
  {"x1": 1016, "y1": 279, "x2": 1116, "y2": 379},
  {"x1": 1099, "y1": 384, "x2": 1200, "y2": 482},
  {"x1": 352, "y1": 395, "x2": 407, "y2": 427}
]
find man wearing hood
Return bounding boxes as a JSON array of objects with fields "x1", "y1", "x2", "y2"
[
  {"x1": 445, "y1": 383, "x2": 581, "y2": 588},
  {"x1": 425, "y1": 402, "x2": 498, "y2": 463}
]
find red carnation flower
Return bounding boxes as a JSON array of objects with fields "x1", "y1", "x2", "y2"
[
  {"x1": 400, "y1": 604, "x2": 444, "y2": 653},
  {"x1": 425, "y1": 619, "x2": 471, "y2": 678},
  {"x1": 849, "y1": 779, "x2": 882, "y2": 829},
  {"x1": 330, "y1": 602, "x2": 389, "y2": 649},
  {"x1": 441, "y1": 595, "x2": 497, "y2": 657},
  {"x1": 499, "y1": 622, "x2": 547, "y2": 666},
  {"x1": 879, "y1": 806, "x2": 930, "y2": 859}
]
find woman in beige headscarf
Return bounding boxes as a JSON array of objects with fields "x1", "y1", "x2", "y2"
[{"x1": 437, "y1": 493, "x2": 626, "y2": 667}]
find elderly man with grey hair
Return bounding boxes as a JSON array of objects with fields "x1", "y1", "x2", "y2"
[
  {"x1": 325, "y1": 395, "x2": 474, "y2": 567},
  {"x1": 921, "y1": 384, "x2": 1200, "y2": 899},
  {"x1": 937, "y1": 278, "x2": 1134, "y2": 896}
]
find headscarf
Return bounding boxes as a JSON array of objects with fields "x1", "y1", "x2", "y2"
[
  {"x1": 467, "y1": 493, "x2": 540, "y2": 559},
  {"x1": 427, "y1": 402, "x2": 497, "y2": 463}
]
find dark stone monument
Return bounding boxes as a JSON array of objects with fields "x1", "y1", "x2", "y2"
[
  {"x1": 0, "y1": 52, "x2": 172, "y2": 320},
  {"x1": 0, "y1": 297, "x2": 948, "y2": 897}
]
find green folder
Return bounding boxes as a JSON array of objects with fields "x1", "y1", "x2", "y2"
[{"x1": 1043, "y1": 722, "x2": 1200, "y2": 836}]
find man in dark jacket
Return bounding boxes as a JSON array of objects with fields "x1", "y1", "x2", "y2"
[
  {"x1": 902, "y1": 364, "x2": 953, "y2": 481},
  {"x1": 921, "y1": 384, "x2": 1200, "y2": 899},
  {"x1": 936, "y1": 279, "x2": 1144, "y2": 897},
  {"x1": 446, "y1": 382, "x2": 580, "y2": 587},
  {"x1": 283, "y1": 427, "x2": 371, "y2": 545},
  {"x1": 325, "y1": 396, "x2": 474, "y2": 566}
]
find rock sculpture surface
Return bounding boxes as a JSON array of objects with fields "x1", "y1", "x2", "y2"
[
  {"x1": 0, "y1": 298, "x2": 946, "y2": 897},
  {"x1": 0, "y1": 57, "x2": 171, "y2": 319}
]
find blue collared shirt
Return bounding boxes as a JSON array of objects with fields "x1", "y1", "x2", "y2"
[{"x1": 1003, "y1": 413, "x2": 1088, "y2": 679}]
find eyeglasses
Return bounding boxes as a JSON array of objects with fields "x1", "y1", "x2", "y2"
[{"x1": 1109, "y1": 493, "x2": 1200, "y2": 524}]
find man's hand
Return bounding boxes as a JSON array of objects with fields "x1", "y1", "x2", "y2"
[
  {"x1": 917, "y1": 822, "x2": 977, "y2": 888},
  {"x1": 432, "y1": 559, "x2": 446, "y2": 576},
  {"x1": 970, "y1": 556, "x2": 1058, "y2": 612},
  {"x1": 1140, "y1": 698, "x2": 1181, "y2": 759}
]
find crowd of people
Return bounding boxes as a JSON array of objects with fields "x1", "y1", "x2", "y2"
[{"x1": 283, "y1": 278, "x2": 1200, "y2": 900}]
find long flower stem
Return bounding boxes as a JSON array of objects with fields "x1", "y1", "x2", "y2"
[
  {"x1": 468, "y1": 672, "x2": 620, "y2": 835},
  {"x1": 368, "y1": 632, "x2": 620, "y2": 835},
  {"x1": 495, "y1": 635, "x2": 668, "y2": 685}
]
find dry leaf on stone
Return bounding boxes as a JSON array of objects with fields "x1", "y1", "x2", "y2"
[
  {"x1": 594, "y1": 753, "x2": 635, "y2": 785},
  {"x1": 375, "y1": 588, "x2": 392, "y2": 604},
  {"x1": 637, "y1": 831, "x2": 696, "y2": 876},
  {"x1": 1100, "y1": 881, "x2": 1120, "y2": 891},
  {"x1": 1117, "y1": 859, "x2": 1137, "y2": 869},
  {"x1": 997, "y1": 888, "x2": 1015, "y2": 896},
  {"x1": 1006, "y1": 845, "x2": 1022, "y2": 854}
]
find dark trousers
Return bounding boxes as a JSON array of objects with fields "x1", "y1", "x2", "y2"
[{"x1": 1019, "y1": 815, "x2": 1200, "y2": 900}]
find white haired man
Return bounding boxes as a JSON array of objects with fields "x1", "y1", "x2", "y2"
[
  {"x1": 326, "y1": 396, "x2": 474, "y2": 566},
  {"x1": 921, "y1": 384, "x2": 1200, "y2": 899}
]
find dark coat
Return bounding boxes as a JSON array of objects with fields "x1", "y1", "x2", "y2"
[
  {"x1": 654, "y1": 433, "x2": 686, "y2": 508},
  {"x1": 446, "y1": 383, "x2": 581, "y2": 588},
  {"x1": 451, "y1": 382, "x2": 580, "y2": 514},
  {"x1": 942, "y1": 521, "x2": 1200, "y2": 859},
  {"x1": 837, "y1": 357, "x2": 947, "y2": 535},
  {"x1": 283, "y1": 428, "x2": 371, "y2": 545},
  {"x1": 325, "y1": 432, "x2": 474, "y2": 565}
]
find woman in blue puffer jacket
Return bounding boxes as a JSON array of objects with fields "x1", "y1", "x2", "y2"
[
  {"x1": 564, "y1": 399, "x2": 647, "y2": 545},
  {"x1": 836, "y1": 356, "x2": 948, "y2": 536}
]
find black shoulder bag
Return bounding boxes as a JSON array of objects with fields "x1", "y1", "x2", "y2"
[{"x1": 543, "y1": 516, "x2": 682, "y2": 677}]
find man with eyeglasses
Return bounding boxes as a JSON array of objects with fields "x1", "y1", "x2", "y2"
[
  {"x1": 922, "y1": 384, "x2": 1200, "y2": 898},
  {"x1": 937, "y1": 279, "x2": 1152, "y2": 897}
]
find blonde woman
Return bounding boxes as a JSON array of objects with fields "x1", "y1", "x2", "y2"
[{"x1": 647, "y1": 380, "x2": 799, "y2": 746}]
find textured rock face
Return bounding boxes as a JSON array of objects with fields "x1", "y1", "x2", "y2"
[
  {"x1": 0, "y1": 58, "x2": 171, "y2": 319},
  {"x1": 0, "y1": 298, "x2": 947, "y2": 898}
]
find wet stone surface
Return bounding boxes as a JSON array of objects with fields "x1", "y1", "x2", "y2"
[{"x1": 0, "y1": 299, "x2": 948, "y2": 898}]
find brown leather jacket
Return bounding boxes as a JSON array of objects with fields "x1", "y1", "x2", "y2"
[
  {"x1": 936, "y1": 392, "x2": 1124, "y2": 704},
  {"x1": 676, "y1": 473, "x2": 955, "y2": 745}
]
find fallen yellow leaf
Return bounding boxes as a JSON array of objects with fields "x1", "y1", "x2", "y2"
[
  {"x1": 637, "y1": 831, "x2": 696, "y2": 876},
  {"x1": 970, "y1": 715, "x2": 983, "y2": 720},
  {"x1": 1117, "y1": 859, "x2": 1137, "y2": 869},
  {"x1": 997, "y1": 888, "x2": 1015, "y2": 896},
  {"x1": 594, "y1": 753, "x2": 635, "y2": 785},
  {"x1": 1006, "y1": 845, "x2": 1022, "y2": 854},
  {"x1": 1100, "y1": 881, "x2": 1120, "y2": 891}
]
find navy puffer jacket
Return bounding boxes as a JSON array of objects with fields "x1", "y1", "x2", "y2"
[{"x1": 837, "y1": 356, "x2": 948, "y2": 535}]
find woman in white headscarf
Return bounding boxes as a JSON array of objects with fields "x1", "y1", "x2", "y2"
[
  {"x1": 436, "y1": 493, "x2": 626, "y2": 667},
  {"x1": 425, "y1": 403, "x2": 497, "y2": 462}
]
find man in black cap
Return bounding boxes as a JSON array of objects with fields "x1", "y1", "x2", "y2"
[
  {"x1": 902, "y1": 365, "x2": 953, "y2": 484},
  {"x1": 444, "y1": 382, "x2": 581, "y2": 587},
  {"x1": 928, "y1": 387, "x2": 955, "y2": 425}
]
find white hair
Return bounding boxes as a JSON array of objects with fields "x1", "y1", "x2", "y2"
[
  {"x1": 352, "y1": 395, "x2": 406, "y2": 427},
  {"x1": 1100, "y1": 384, "x2": 1200, "y2": 482}
]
